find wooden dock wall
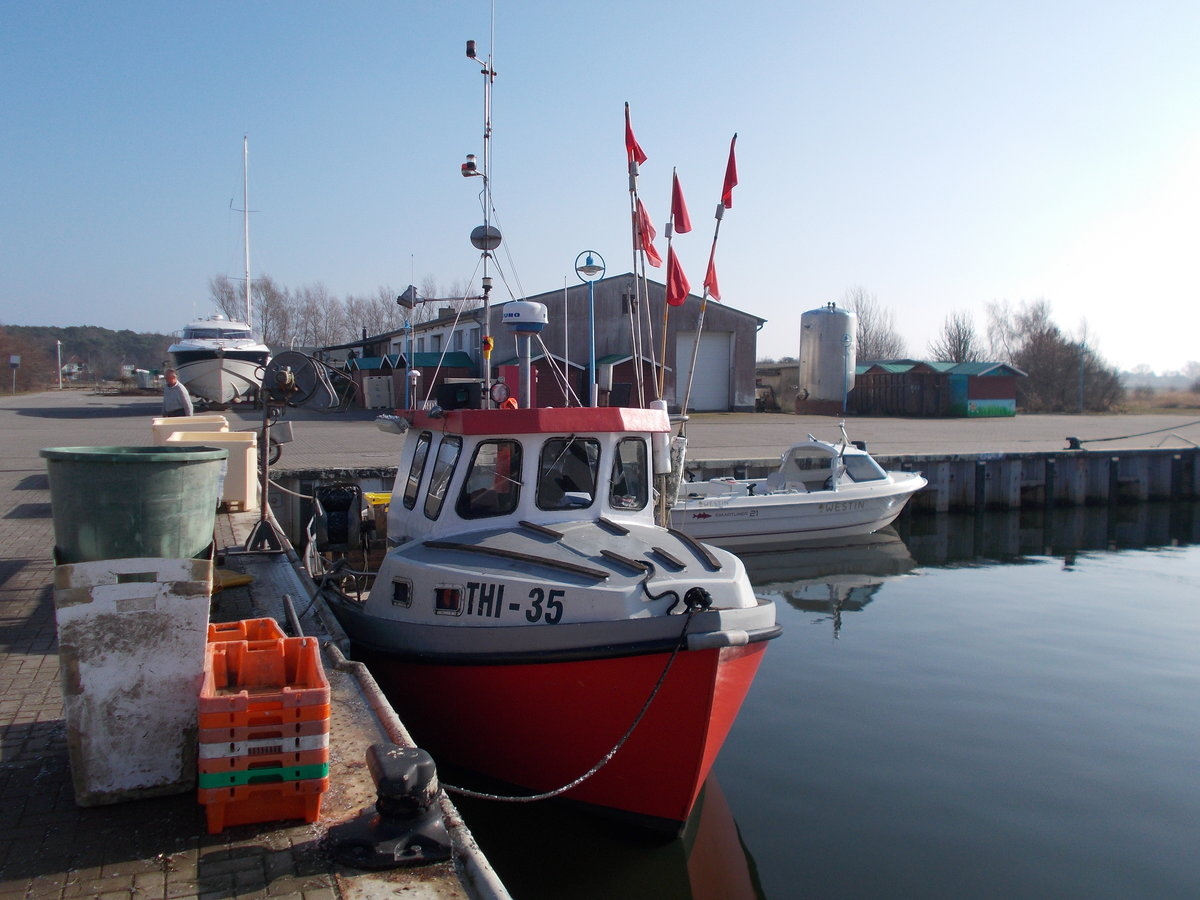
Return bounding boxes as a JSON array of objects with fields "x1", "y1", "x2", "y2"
[
  {"x1": 266, "y1": 448, "x2": 1200, "y2": 543},
  {"x1": 684, "y1": 447, "x2": 1200, "y2": 513}
]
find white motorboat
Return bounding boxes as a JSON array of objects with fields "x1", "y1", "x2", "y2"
[
  {"x1": 167, "y1": 314, "x2": 270, "y2": 408},
  {"x1": 671, "y1": 428, "x2": 927, "y2": 550}
]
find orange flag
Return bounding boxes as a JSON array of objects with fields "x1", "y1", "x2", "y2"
[
  {"x1": 670, "y1": 172, "x2": 692, "y2": 234},
  {"x1": 666, "y1": 246, "x2": 690, "y2": 306},
  {"x1": 624, "y1": 103, "x2": 647, "y2": 166},
  {"x1": 635, "y1": 199, "x2": 662, "y2": 267},
  {"x1": 703, "y1": 247, "x2": 721, "y2": 301},
  {"x1": 721, "y1": 134, "x2": 738, "y2": 209}
]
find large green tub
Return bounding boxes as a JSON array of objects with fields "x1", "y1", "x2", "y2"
[{"x1": 41, "y1": 445, "x2": 229, "y2": 563}]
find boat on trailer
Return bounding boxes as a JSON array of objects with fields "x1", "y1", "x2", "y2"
[
  {"x1": 671, "y1": 427, "x2": 927, "y2": 550},
  {"x1": 167, "y1": 314, "x2": 270, "y2": 408}
]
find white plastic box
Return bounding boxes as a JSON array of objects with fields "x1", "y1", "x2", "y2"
[
  {"x1": 53, "y1": 555, "x2": 213, "y2": 806},
  {"x1": 151, "y1": 415, "x2": 229, "y2": 446},
  {"x1": 166, "y1": 431, "x2": 258, "y2": 510}
]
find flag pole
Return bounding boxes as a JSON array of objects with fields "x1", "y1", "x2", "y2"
[
  {"x1": 624, "y1": 102, "x2": 655, "y2": 405},
  {"x1": 656, "y1": 168, "x2": 680, "y2": 399},
  {"x1": 625, "y1": 142, "x2": 647, "y2": 405},
  {"x1": 679, "y1": 134, "x2": 737, "y2": 423},
  {"x1": 678, "y1": 218, "x2": 722, "y2": 420}
]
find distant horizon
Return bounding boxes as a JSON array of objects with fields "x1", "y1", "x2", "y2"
[
  {"x1": 5, "y1": 318, "x2": 1195, "y2": 379},
  {"x1": 3, "y1": 3, "x2": 1198, "y2": 376}
]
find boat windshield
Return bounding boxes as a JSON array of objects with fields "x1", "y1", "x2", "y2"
[
  {"x1": 184, "y1": 327, "x2": 252, "y2": 340},
  {"x1": 402, "y1": 432, "x2": 432, "y2": 510},
  {"x1": 424, "y1": 436, "x2": 462, "y2": 520},
  {"x1": 842, "y1": 454, "x2": 888, "y2": 482},
  {"x1": 456, "y1": 440, "x2": 523, "y2": 519},
  {"x1": 609, "y1": 437, "x2": 648, "y2": 511},
  {"x1": 536, "y1": 437, "x2": 600, "y2": 510}
]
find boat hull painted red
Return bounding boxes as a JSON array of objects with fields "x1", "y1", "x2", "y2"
[{"x1": 361, "y1": 641, "x2": 767, "y2": 832}]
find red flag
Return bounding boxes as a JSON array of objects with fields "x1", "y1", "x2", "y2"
[
  {"x1": 670, "y1": 172, "x2": 692, "y2": 233},
  {"x1": 721, "y1": 133, "x2": 738, "y2": 209},
  {"x1": 703, "y1": 247, "x2": 721, "y2": 301},
  {"x1": 666, "y1": 246, "x2": 690, "y2": 307},
  {"x1": 624, "y1": 103, "x2": 647, "y2": 166},
  {"x1": 635, "y1": 199, "x2": 662, "y2": 267}
]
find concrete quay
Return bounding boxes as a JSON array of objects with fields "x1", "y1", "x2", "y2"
[
  {"x1": 225, "y1": 399, "x2": 1199, "y2": 517},
  {"x1": 0, "y1": 390, "x2": 504, "y2": 899}
]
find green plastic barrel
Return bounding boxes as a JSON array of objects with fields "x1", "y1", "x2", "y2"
[{"x1": 41, "y1": 446, "x2": 229, "y2": 563}]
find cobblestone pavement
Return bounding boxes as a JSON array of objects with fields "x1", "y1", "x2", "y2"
[{"x1": 0, "y1": 391, "x2": 470, "y2": 899}]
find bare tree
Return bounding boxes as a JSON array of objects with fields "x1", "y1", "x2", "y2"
[
  {"x1": 253, "y1": 274, "x2": 291, "y2": 347},
  {"x1": 986, "y1": 298, "x2": 1123, "y2": 411},
  {"x1": 371, "y1": 286, "x2": 406, "y2": 334},
  {"x1": 293, "y1": 283, "x2": 348, "y2": 348},
  {"x1": 927, "y1": 310, "x2": 982, "y2": 362},
  {"x1": 208, "y1": 275, "x2": 244, "y2": 323},
  {"x1": 844, "y1": 286, "x2": 906, "y2": 360}
]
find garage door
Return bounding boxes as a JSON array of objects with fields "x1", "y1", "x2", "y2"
[{"x1": 675, "y1": 331, "x2": 731, "y2": 411}]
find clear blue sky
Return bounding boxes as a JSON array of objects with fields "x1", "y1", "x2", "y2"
[{"x1": 3, "y1": 1, "x2": 1198, "y2": 373}]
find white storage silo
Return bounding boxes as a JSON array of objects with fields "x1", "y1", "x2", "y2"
[{"x1": 798, "y1": 302, "x2": 856, "y2": 405}]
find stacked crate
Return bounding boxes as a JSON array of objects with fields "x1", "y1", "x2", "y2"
[{"x1": 198, "y1": 619, "x2": 331, "y2": 834}]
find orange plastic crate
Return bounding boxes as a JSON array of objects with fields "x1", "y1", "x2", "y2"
[
  {"x1": 207, "y1": 618, "x2": 286, "y2": 643},
  {"x1": 198, "y1": 730, "x2": 329, "y2": 760},
  {"x1": 199, "y1": 777, "x2": 328, "y2": 834},
  {"x1": 199, "y1": 637, "x2": 330, "y2": 726},
  {"x1": 198, "y1": 745, "x2": 329, "y2": 775},
  {"x1": 197, "y1": 701, "x2": 331, "y2": 731},
  {"x1": 198, "y1": 717, "x2": 330, "y2": 746}
]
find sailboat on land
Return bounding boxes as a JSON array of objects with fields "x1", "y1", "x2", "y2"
[{"x1": 169, "y1": 137, "x2": 270, "y2": 409}]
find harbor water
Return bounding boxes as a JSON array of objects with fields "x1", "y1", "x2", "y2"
[{"x1": 447, "y1": 502, "x2": 1200, "y2": 899}]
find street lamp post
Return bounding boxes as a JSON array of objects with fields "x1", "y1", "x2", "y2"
[
  {"x1": 56, "y1": 341, "x2": 63, "y2": 390},
  {"x1": 574, "y1": 250, "x2": 605, "y2": 407}
]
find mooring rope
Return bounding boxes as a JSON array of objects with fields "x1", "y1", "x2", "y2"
[
  {"x1": 441, "y1": 606, "x2": 698, "y2": 803},
  {"x1": 1068, "y1": 417, "x2": 1200, "y2": 447}
]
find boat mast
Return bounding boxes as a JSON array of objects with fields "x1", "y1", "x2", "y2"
[
  {"x1": 464, "y1": 17, "x2": 499, "y2": 408},
  {"x1": 243, "y1": 135, "x2": 251, "y2": 328}
]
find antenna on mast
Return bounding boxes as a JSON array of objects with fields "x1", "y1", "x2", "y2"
[{"x1": 462, "y1": 25, "x2": 500, "y2": 407}]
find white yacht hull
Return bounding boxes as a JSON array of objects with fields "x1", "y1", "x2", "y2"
[
  {"x1": 672, "y1": 470, "x2": 926, "y2": 550},
  {"x1": 169, "y1": 350, "x2": 268, "y2": 406}
]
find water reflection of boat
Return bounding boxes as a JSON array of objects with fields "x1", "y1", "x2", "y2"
[
  {"x1": 741, "y1": 529, "x2": 917, "y2": 637},
  {"x1": 897, "y1": 502, "x2": 1200, "y2": 567},
  {"x1": 447, "y1": 774, "x2": 764, "y2": 900},
  {"x1": 739, "y1": 527, "x2": 917, "y2": 586}
]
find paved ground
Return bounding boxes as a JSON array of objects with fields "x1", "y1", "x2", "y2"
[
  {"x1": 1, "y1": 388, "x2": 1198, "y2": 899},
  {"x1": 0, "y1": 390, "x2": 482, "y2": 899}
]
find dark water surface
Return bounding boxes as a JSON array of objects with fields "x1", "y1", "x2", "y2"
[{"x1": 448, "y1": 503, "x2": 1200, "y2": 899}]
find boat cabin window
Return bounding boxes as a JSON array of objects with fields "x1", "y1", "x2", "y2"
[
  {"x1": 456, "y1": 440, "x2": 523, "y2": 519},
  {"x1": 609, "y1": 437, "x2": 648, "y2": 510},
  {"x1": 423, "y1": 436, "x2": 462, "y2": 520},
  {"x1": 184, "y1": 327, "x2": 250, "y2": 340},
  {"x1": 785, "y1": 451, "x2": 837, "y2": 490},
  {"x1": 402, "y1": 432, "x2": 433, "y2": 509},
  {"x1": 842, "y1": 455, "x2": 888, "y2": 482},
  {"x1": 536, "y1": 437, "x2": 600, "y2": 510}
]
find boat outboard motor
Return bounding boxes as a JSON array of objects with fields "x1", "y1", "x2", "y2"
[
  {"x1": 328, "y1": 743, "x2": 451, "y2": 869},
  {"x1": 313, "y1": 483, "x2": 362, "y2": 552}
]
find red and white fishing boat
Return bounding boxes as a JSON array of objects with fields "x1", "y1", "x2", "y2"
[
  {"x1": 320, "y1": 27, "x2": 777, "y2": 835},
  {"x1": 324, "y1": 385, "x2": 779, "y2": 833}
]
